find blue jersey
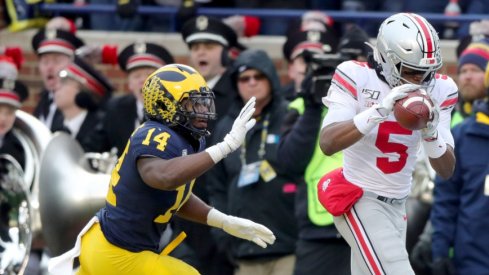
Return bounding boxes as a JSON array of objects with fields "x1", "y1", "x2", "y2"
[{"x1": 97, "y1": 121, "x2": 205, "y2": 253}]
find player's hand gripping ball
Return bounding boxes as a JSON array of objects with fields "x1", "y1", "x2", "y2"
[{"x1": 393, "y1": 89, "x2": 434, "y2": 130}]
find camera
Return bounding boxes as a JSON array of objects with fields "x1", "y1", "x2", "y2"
[{"x1": 298, "y1": 50, "x2": 347, "y2": 105}]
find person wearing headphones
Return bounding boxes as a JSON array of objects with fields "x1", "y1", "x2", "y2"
[{"x1": 180, "y1": 15, "x2": 245, "y2": 274}]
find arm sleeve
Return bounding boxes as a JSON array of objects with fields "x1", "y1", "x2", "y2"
[
  {"x1": 321, "y1": 86, "x2": 358, "y2": 129},
  {"x1": 435, "y1": 76, "x2": 459, "y2": 148},
  {"x1": 431, "y1": 126, "x2": 462, "y2": 259}
]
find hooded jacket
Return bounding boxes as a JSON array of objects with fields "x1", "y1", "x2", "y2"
[
  {"x1": 432, "y1": 100, "x2": 489, "y2": 274},
  {"x1": 205, "y1": 49, "x2": 297, "y2": 259}
]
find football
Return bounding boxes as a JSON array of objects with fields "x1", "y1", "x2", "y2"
[{"x1": 393, "y1": 89, "x2": 434, "y2": 130}]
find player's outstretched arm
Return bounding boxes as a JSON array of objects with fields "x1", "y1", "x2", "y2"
[{"x1": 138, "y1": 97, "x2": 256, "y2": 191}]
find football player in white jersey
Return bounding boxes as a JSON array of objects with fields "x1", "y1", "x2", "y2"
[{"x1": 318, "y1": 13, "x2": 457, "y2": 275}]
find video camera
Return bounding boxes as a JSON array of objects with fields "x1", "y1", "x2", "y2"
[{"x1": 298, "y1": 50, "x2": 347, "y2": 105}]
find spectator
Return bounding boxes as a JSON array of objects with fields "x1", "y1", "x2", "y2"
[
  {"x1": 0, "y1": 46, "x2": 23, "y2": 79},
  {"x1": 318, "y1": 13, "x2": 457, "y2": 274},
  {"x1": 337, "y1": 24, "x2": 371, "y2": 62},
  {"x1": 88, "y1": 42, "x2": 174, "y2": 156},
  {"x1": 222, "y1": 15, "x2": 261, "y2": 38},
  {"x1": 410, "y1": 37, "x2": 489, "y2": 275},
  {"x1": 281, "y1": 27, "x2": 339, "y2": 101},
  {"x1": 45, "y1": 17, "x2": 77, "y2": 34},
  {"x1": 0, "y1": 56, "x2": 19, "y2": 80},
  {"x1": 457, "y1": 1, "x2": 489, "y2": 39},
  {"x1": 206, "y1": 49, "x2": 297, "y2": 275},
  {"x1": 430, "y1": 65, "x2": 489, "y2": 275},
  {"x1": 180, "y1": 15, "x2": 243, "y2": 274},
  {"x1": 278, "y1": 29, "x2": 354, "y2": 275},
  {"x1": 54, "y1": 56, "x2": 113, "y2": 152},
  {"x1": 232, "y1": 1, "x2": 308, "y2": 35},
  {"x1": 181, "y1": 15, "x2": 242, "y2": 133},
  {"x1": 451, "y1": 38, "x2": 489, "y2": 126},
  {"x1": 0, "y1": 78, "x2": 28, "y2": 169},
  {"x1": 31, "y1": 28, "x2": 85, "y2": 132}
]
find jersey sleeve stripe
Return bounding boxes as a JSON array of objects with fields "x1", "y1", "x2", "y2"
[
  {"x1": 440, "y1": 97, "x2": 458, "y2": 109},
  {"x1": 447, "y1": 91, "x2": 458, "y2": 98},
  {"x1": 332, "y1": 70, "x2": 357, "y2": 99}
]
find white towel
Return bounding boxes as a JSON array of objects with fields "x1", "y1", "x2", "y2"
[{"x1": 48, "y1": 216, "x2": 99, "y2": 275}]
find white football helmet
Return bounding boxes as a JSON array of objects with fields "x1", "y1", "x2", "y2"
[{"x1": 374, "y1": 13, "x2": 442, "y2": 88}]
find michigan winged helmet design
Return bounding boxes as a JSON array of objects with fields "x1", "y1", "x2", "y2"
[{"x1": 142, "y1": 64, "x2": 217, "y2": 138}]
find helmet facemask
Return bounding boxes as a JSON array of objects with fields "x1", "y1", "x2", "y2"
[
  {"x1": 173, "y1": 88, "x2": 217, "y2": 139},
  {"x1": 143, "y1": 64, "x2": 217, "y2": 140},
  {"x1": 375, "y1": 13, "x2": 443, "y2": 92}
]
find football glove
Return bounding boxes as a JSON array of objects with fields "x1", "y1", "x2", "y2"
[
  {"x1": 421, "y1": 100, "x2": 440, "y2": 141},
  {"x1": 354, "y1": 83, "x2": 420, "y2": 134},
  {"x1": 206, "y1": 97, "x2": 256, "y2": 163},
  {"x1": 379, "y1": 83, "x2": 421, "y2": 115},
  {"x1": 207, "y1": 208, "x2": 276, "y2": 248}
]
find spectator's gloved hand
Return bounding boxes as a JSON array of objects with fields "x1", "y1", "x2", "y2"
[
  {"x1": 206, "y1": 97, "x2": 256, "y2": 163},
  {"x1": 207, "y1": 208, "x2": 276, "y2": 248},
  {"x1": 410, "y1": 238, "x2": 432, "y2": 274},
  {"x1": 431, "y1": 257, "x2": 456, "y2": 275},
  {"x1": 116, "y1": 0, "x2": 139, "y2": 18},
  {"x1": 422, "y1": 100, "x2": 440, "y2": 141},
  {"x1": 379, "y1": 83, "x2": 421, "y2": 116}
]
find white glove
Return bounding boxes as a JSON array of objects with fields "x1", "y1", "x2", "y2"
[
  {"x1": 421, "y1": 100, "x2": 440, "y2": 141},
  {"x1": 207, "y1": 208, "x2": 276, "y2": 248},
  {"x1": 353, "y1": 84, "x2": 419, "y2": 134},
  {"x1": 379, "y1": 83, "x2": 421, "y2": 115},
  {"x1": 206, "y1": 97, "x2": 256, "y2": 163}
]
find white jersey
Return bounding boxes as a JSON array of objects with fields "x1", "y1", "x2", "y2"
[{"x1": 322, "y1": 60, "x2": 458, "y2": 198}]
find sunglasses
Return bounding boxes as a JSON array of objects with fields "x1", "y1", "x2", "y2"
[{"x1": 238, "y1": 73, "x2": 266, "y2": 83}]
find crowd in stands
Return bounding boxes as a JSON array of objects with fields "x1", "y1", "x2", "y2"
[
  {"x1": 1, "y1": 3, "x2": 489, "y2": 274},
  {"x1": 3, "y1": 0, "x2": 488, "y2": 38}
]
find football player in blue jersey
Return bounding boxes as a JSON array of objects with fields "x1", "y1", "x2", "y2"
[{"x1": 48, "y1": 64, "x2": 276, "y2": 275}]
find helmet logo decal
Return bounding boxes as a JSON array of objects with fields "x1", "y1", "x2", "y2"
[
  {"x1": 196, "y1": 16, "x2": 208, "y2": 31},
  {"x1": 2, "y1": 79, "x2": 15, "y2": 90},
  {"x1": 307, "y1": 31, "x2": 321, "y2": 42},
  {"x1": 134, "y1": 42, "x2": 147, "y2": 54},
  {"x1": 46, "y1": 28, "x2": 56, "y2": 39}
]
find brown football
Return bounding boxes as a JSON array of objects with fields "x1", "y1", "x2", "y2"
[{"x1": 393, "y1": 90, "x2": 434, "y2": 130}]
